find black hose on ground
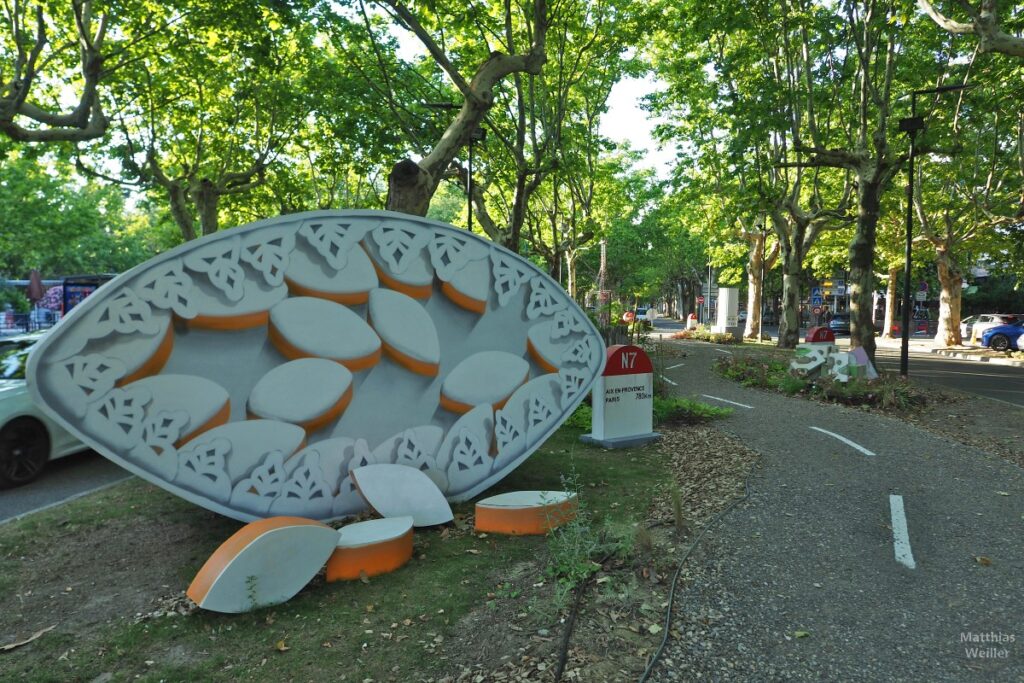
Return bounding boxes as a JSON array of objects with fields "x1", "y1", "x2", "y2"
[{"x1": 637, "y1": 472, "x2": 753, "y2": 683}]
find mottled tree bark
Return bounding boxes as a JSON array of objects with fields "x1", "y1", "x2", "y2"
[
  {"x1": 882, "y1": 267, "x2": 898, "y2": 338},
  {"x1": 934, "y1": 250, "x2": 963, "y2": 346}
]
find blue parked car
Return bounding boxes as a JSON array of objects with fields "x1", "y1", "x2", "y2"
[{"x1": 981, "y1": 320, "x2": 1024, "y2": 352}]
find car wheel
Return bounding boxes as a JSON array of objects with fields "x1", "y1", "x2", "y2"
[
  {"x1": 989, "y1": 334, "x2": 1011, "y2": 352},
  {"x1": 0, "y1": 417, "x2": 51, "y2": 488}
]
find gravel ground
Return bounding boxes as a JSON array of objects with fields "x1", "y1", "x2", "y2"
[{"x1": 647, "y1": 341, "x2": 1024, "y2": 682}]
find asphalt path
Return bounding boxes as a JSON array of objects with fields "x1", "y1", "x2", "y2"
[
  {"x1": 0, "y1": 450, "x2": 131, "y2": 523},
  {"x1": 652, "y1": 341, "x2": 1024, "y2": 681}
]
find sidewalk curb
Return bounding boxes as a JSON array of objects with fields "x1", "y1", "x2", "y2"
[{"x1": 930, "y1": 348, "x2": 1024, "y2": 367}]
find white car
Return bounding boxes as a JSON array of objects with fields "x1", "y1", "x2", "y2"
[{"x1": 0, "y1": 333, "x2": 86, "y2": 487}]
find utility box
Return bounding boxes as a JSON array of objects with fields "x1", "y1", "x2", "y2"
[{"x1": 713, "y1": 287, "x2": 741, "y2": 339}]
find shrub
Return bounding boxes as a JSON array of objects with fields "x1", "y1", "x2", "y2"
[
  {"x1": 670, "y1": 326, "x2": 740, "y2": 345},
  {"x1": 565, "y1": 403, "x2": 593, "y2": 429},
  {"x1": 713, "y1": 354, "x2": 931, "y2": 412}
]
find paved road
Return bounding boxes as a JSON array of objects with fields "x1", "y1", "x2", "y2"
[
  {"x1": 652, "y1": 341, "x2": 1024, "y2": 682},
  {"x1": 652, "y1": 319, "x2": 1024, "y2": 408},
  {"x1": 0, "y1": 450, "x2": 131, "y2": 523}
]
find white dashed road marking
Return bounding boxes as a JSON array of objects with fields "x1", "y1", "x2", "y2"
[
  {"x1": 889, "y1": 495, "x2": 917, "y2": 569},
  {"x1": 808, "y1": 426, "x2": 876, "y2": 456},
  {"x1": 666, "y1": 363, "x2": 686, "y2": 370},
  {"x1": 661, "y1": 375, "x2": 678, "y2": 386},
  {"x1": 701, "y1": 394, "x2": 753, "y2": 409}
]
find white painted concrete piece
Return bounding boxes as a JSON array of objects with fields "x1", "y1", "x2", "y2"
[
  {"x1": 337, "y1": 516, "x2": 414, "y2": 549},
  {"x1": 248, "y1": 358, "x2": 352, "y2": 426},
  {"x1": 188, "y1": 517, "x2": 338, "y2": 613},
  {"x1": 476, "y1": 491, "x2": 575, "y2": 508},
  {"x1": 351, "y1": 463, "x2": 454, "y2": 526}
]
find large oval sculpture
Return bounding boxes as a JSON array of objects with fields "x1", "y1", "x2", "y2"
[{"x1": 26, "y1": 210, "x2": 606, "y2": 522}]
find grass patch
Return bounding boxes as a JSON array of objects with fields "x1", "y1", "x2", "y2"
[{"x1": 0, "y1": 427, "x2": 672, "y2": 682}]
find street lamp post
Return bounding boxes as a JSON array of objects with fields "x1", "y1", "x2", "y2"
[
  {"x1": 423, "y1": 102, "x2": 485, "y2": 231},
  {"x1": 897, "y1": 83, "x2": 972, "y2": 378},
  {"x1": 467, "y1": 126, "x2": 486, "y2": 232}
]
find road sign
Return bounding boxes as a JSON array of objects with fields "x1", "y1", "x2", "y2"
[
  {"x1": 811, "y1": 287, "x2": 823, "y2": 298},
  {"x1": 835, "y1": 285, "x2": 846, "y2": 296},
  {"x1": 697, "y1": 295, "x2": 705, "y2": 304},
  {"x1": 622, "y1": 310, "x2": 635, "y2": 322},
  {"x1": 915, "y1": 290, "x2": 927, "y2": 301},
  {"x1": 918, "y1": 281, "x2": 928, "y2": 291},
  {"x1": 811, "y1": 295, "x2": 823, "y2": 306},
  {"x1": 812, "y1": 306, "x2": 822, "y2": 315}
]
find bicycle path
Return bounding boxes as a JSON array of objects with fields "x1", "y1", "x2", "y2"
[{"x1": 652, "y1": 341, "x2": 1024, "y2": 682}]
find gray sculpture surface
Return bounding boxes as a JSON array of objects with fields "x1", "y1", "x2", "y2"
[{"x1": 27, "y1": 210, "x2": 605, "y2": 522}]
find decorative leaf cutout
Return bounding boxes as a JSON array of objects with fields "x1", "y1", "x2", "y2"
[
  {"x1": 395, "y1": 430, "x2": 432, "y2": 472},
  {"x1": 241, "y1": 229, "x2": 295, "y2": 287},
  {"x1": 142, "y1": 409, "x2": 189, "y2": 456},
  {"x1": 135, "y1": 261, "x2": 198, "y2": 319},
  {"x1": 526, "y1": 277, "x2": 566, "y2": 320},
  {"x1": 299, "y1": 219, "x2": 373, "y2": 270},
  {"x1": 59, "y1": 354, "x2": 127, "y2": 418},
  {"x1": 347, "y1": 439, "x2": 379, "y2": 471},
  {"x1": 429, "y1": 231, "x2": 485, "y2": 281},
  {"x1": 491, "y1": 251, "x2": 534, "y2": 307},
  {"x1": 446, "y1": 428, "x2": 489, "y2": 494},
  {"x1": 561, "y1": 337, "x2": 599, "y2": 368},
  {"x1": 277, "y1": 453, "x2": 332, "y2": 502},
  {"x1": 88, "y1": 386, "x2": 151, "y2": 450},
  {"x1": 331, "y1": 474, "x2": 366, "y2": 517},
  {"x1": 183, "y1": 237, "x2": 245, "y2": 302},
  {"x1": 230, "y1": 451, "x2": 288, "y2": 514},
  {"x1": 93, "y1": 289, "x2": 161, "y2": 338},
  {"x1": 372, "y1": 225, "x2": 430, "y2": 274},
  {"x1": 494, "y1": 409, "x2": 523, "y2": 455},
  {"x1": 176, "y1": 437, "x2": 232, "y2": 502},
  {"x1": 528, "y1": 395, "x2": 555, "y2": 432},
  {"x1": 551, "y1": 310, "x2": 587, "y2": 340},
  {"x1": 559, "y1": 369, "x2": 588, "y2": 409}
]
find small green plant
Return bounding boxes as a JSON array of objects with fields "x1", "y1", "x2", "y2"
[
  {"x1": 564, "y1": 403, "x2": 592, "y2": 429},
  {"x1": 545, "y1": 468, "x2": 633, "y2": 608},
  {"x1": 652, "y1": 396, "x2": 732, "y2": 425},
  {"x1": 245, "y1": 574, "x2": 259, "y2": 611},
  {"x1": 633, "y1": 526, "x2": 654, "y2": 554},
  {"x1": 773, "y1": 372, "x2": 808, "y2": 395},
  {"x1": 670, "y1": 488, "x2": 686, "y2": 537}
]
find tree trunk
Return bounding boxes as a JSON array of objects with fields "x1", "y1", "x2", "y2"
[
  {"x1": 195, "y1": 179, "x2": 220, "y2": 236},
  {"x1": 849, "y1": 179, "x2": 880, "y2": 361},
  {"x1": 934, "y1": 249, "x2": 963, "y2": 346},
  {"x1": 882, "y1": 266, "x2": 898, "y2": 338},
  {"x1": 744, "y1": 233, "x2": 766, "y2": 339},
  {"x1": 385, "y1": 159, "x2": 435, "y2": 216},
  {"x1": 165, "y1": 184, "x2": 197, "y2": 242},
  {"x1": 778, "y1": 245, "x2": 803, "y2": 348},
  {"x1": 565, "y1": 250, "x2": 577, "y2": 299}
]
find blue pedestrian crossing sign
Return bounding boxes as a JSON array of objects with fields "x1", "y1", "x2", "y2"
[
  {"x1": 811, "y1": 295, "x2": 824, "y2": 306},
  {"x1": 811, "y1": 287, "x2": 823, "y2": 298}
]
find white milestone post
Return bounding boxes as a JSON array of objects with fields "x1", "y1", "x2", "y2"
[
  {"x1": 581, "y1": 345, "x2": 661, "y2": 449},
  {"x1": 713, "y1": 287, "x2": 741, "y2": 339}
]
